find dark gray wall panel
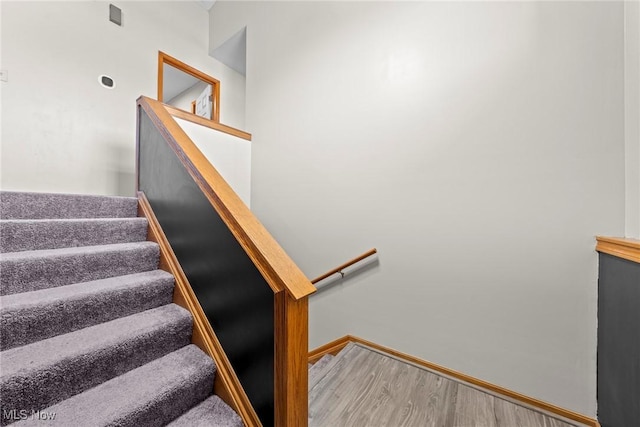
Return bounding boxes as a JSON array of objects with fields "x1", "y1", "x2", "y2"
[
  {"x1": 138, "y1": 108, "x2": 274, "y2": 426},
  {"x1": 597, "y1": 253, "x2": 640, "y2": 427}
]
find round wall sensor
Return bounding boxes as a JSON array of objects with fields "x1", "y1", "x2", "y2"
[{"x1": 99, "y1": 75, "x2": 115, "y2": 89}]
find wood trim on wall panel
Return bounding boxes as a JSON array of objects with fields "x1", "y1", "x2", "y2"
[
  {"x1": 157, "y1": 54, "x2": 164, "y2": 103},
  {"x1": 138, "y1": 96, "x2": 316, "y2": 301},
  {"x1": 138, "y1": 191, "x2": 261, "y2": 427},
  {"x1": 165, "y1": 104, "x2": 252, "y2": 141},
  {"x1": 310, "y1": 335, "x2": 599, "y2": 427},
  {"x1": 596, "y1": 236, "x2": 640, "y2": 264},
  {"x1": 274, "y1": 293, "x2": 309, "y2": 426},
  {"x1": 213, "y1": 78, "x2": 221, "y2": 122}
]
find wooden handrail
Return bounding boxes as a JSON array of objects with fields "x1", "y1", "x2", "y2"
[
  {"x1": 311, "y1": 248, "x2": 378, "y2": 284},
  {"x1": 137, "y1": 96, "x2": 316, "y2": 300}
]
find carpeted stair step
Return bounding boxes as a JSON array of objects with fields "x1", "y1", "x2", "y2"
[
  {"x1": 0, "y1": 218, "x2": 148, "y2": 253},
  {"x1": 0, "y1": 242, "x2": 159, "y2": 296},
  {"x1": 0, "y1": 270, "x2": 175, "y2": 350},
  {"x1": 167, "y1": 395, "x2": 243, "y2": 427},
  {"x1": 0, "y1": 304, "x2": 192, "y2": 419},
  {"x1": 308, "y1": 354, "x2": 336, "y2": 390},
  {"x1": 11, "y1": 345, "x2": 215, "y2": 427},
  {"x1": 0, "y1": 191, "x2": 138, "y2": 220}
]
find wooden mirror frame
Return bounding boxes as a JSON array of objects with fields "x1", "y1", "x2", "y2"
[{"x1": 157, "y1": 51, "x2": 221, "y2": 122}]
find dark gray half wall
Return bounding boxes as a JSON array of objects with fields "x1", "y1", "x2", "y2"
[
  {"x1": 138, "y1": 108, "x2": 275, "y2": 426},
  {"x1": 597, "y1": 253, "x2": 640, "y2": 427}
]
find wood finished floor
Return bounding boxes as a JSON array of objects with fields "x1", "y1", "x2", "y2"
[{"x1": 308, "y1": 343, "x2": 580, "y2": 427}]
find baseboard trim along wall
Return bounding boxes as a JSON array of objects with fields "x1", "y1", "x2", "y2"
[{"x1": 309, "y1": 335, "x2": 600, "y2": 427}]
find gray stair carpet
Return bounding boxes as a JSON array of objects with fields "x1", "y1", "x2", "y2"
[
  {"x1": 0, "y1": 191, "x2": 138, "y2": 219},
  {"x1": 12, "y1": 345, "x2": 216, "y2": 427},
  {"x1": 1, "y1": 270, "x2": 175, "y2": 350},
  {"x1": 168, "y1": 395, "x2": 244, "y2": 427},
  {"x1": 0, "y1": 217, "x2": 148, "y2": 252},
  {"x1": 0, "y1": 191, "x2": 243, "y2": 426},
  {"x1": 0, "y1": 242, "x2": 160, "y2": 296},
  {"x1": 1, "y1": 304, "x2": 193, "y2": 415}
]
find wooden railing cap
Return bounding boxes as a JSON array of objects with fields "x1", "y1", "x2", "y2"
[
  {"x1": 164, "y1": 104, "x2": 252, "y2": 141},
  {"x1": 596, "y1": 236, "x2": 640, "y2": 264},
  {"x1": 137, "y1": 95, "x2": 316, "y2": 300}
]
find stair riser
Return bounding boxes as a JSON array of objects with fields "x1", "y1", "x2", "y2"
[
  {"x1": 0, "y1": 219, "x2": 148, "y2": 253},
  {"x1": 0, "y1": 191, "x2": 138, "y2": 220},
  {"x1": 0, "y1": 244, "x2": 159, "y2": 296},
  {"x1": 0, "y1": 312, "x2": 192, "y2": 421},
  {"x1": 0, "y1": 274, "x2": 174, "y2": 351}
]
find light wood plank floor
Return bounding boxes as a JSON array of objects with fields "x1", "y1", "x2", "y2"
[{"x1": 308, "y1": 343, "x2": 582, "y2": 427}]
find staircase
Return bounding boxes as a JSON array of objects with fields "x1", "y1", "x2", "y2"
[{"x1": 0, "y1": 191, "x2": 243, "y2": 427}]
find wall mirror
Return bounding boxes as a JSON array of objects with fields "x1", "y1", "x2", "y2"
[{"x1": 157, "y1": 51, "x2": 220, "y2": 122}]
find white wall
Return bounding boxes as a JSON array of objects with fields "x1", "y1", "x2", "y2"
[
  {"x1": 211, "y1": 1, "x2": 627, "y2": 416},
  {"x1": 0, "y1": 1, "x2": 246, "y2": 196},
  {"x1": 175, "y1": 117, "x2": 251, "y2": 207},
  {"x1": 625, "y1": 0, "x2": 640, "y2": 238}
]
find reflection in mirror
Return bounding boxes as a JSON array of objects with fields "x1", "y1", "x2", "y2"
[{"x1": 158, "y1": 52, "x2": 220, "y2": 122}]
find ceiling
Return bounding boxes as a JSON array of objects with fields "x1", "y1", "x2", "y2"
[
  {"x1": 197, "y1": 1, "x2": 216, "y2": 11},
  {"x1": 162, "y1": 1, "x2": 217, "y2": 101},
  {"x1": 162, "y1": 0, "x2": 245, "y2": 101}
]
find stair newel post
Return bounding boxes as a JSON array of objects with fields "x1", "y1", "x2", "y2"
[{"x1": 274, "y1": 291, "x2": 309, "y2": 427}]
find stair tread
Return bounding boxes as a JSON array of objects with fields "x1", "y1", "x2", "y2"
[
  {"x1": 1, "y1": 303, "x2": 190, "y2": 376},
  {"x1": 1, "y1": 304, "x2": 192, "y2": 414},
  {"x1": 11, "y1": 345, "x2": 216, "y2": 427},
  {"x1": 0, "y1": 217, "x2": 142, "y2": 223},
  {"x1": 0, "y1": 191, "x2": 138, "y2": 220},
  {"x1": 0, "y1": 242, "x2": 160, "y2": 296},
  {"x1": 308, "y1": 354, "x2": 335, "y2": 389},
  {"x1": 309, "y1": 343, "x2": 356, "y2": 392},
  {"x1": 0, "y1": 218, "x2": 148, "y2": 253},
  {"x1": 0, "y1": 241, "x2": 158, "y2": 261},
  {"x1": 1, "y1": 270, "x2": 175, "y2": 350},
  {"x1": 311, "y1": 354, "x2": 334, "y2": 372},
  {"x1": 308, "y1": 354, "x2": 339, "y2": 390},
  {"x1": 167, "y1": 395, "x2": 243, "y2": 427},
  {"x1": 1, "y1": 270, "x2": 174, "y2": 309}
]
